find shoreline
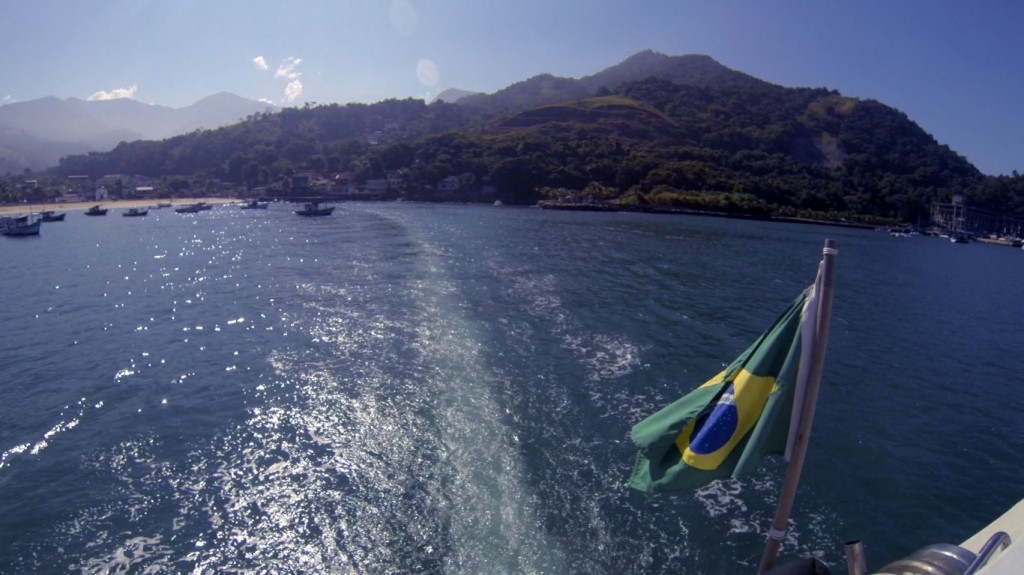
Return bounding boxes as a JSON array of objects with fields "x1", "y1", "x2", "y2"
[
  {"x1": 0, "y1": 198, "x2": 241, "y2": 216},
  {"x1": 4, "y1": 197, "x2": 882, "y2": 231},
  {"x1": 535, "y1": 200, "x2": 879, "y2": 229}
]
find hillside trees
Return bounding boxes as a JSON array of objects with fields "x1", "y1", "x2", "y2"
[{"x1": 38, "y1": 72, "x2": 1022, "y2": 222}]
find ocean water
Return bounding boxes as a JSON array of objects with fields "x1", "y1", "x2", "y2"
[{"x1": 1, "y1": 203, "x2": 1022, "y2": 574}]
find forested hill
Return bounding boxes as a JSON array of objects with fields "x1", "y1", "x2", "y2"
[
  {"x1": 454, "y1": 52, "x2": 770, "y2": 116},
  {"x1": 43, "y1": 51, "x2": 1024, "y2": 224}
]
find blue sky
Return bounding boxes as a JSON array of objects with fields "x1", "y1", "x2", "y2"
[{"x1": 1, "y1": 0, "x2": 1022, "y2": 175}]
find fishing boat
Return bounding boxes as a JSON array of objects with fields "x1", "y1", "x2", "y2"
[
  {"x1": 1, "y1": 214, "x2": 41, "y2": 236},
  {"x1": 39, "y1": 210, "x2": 65, "y2": 222},
  {"x1": 84, "y1": 205, "x2": 108, "y2": 216},
  {"x1": 295, "y1": 202, "x2": 335, "y2": 216},
  {"x1": 122, "y1": 207, "x2": 148, "y2": 217},
  {"x1": 174, "y1": 203, "x2": 204, "y2": 213},
  {"x1": 240, "y1": 200, "x2": 269, "y2": 210}
]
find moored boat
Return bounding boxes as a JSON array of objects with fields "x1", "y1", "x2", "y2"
[
  {"x1": 39, "y1": 210, "x2": 65, "y2": 222},
  {"x1": 84, "y1": 205, "x2": 108, "y2": 216},
  {"x1": 241, "y1": 200, "x2": 269, "y2": 210},
  {"x1": 174, "y1": 203, "x2": 204, "y2": 213},
  {"x1": 1, "y1": 214, "x2": 41, "y2": 236},
  {"x1": 295, "y1": 202, "x2": 335, "y2": 216},
  {"x1": 122, "y1": 207, "x2": 148, "y2": 217}
]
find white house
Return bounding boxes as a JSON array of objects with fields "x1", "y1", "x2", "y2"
[{"x1": 438, "y1": 176, "x2": 461, "y2": 192}]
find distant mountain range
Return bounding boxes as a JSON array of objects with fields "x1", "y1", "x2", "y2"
[
  {"x1": 0, "y1": 92, "x2": 274, "y2": 173},
  {"x1": 0, "y1": 52, "x2": 773, "y2": 174},
  {"x1": 16, "y1": 50, "x2": 1022, "y2": 224}
]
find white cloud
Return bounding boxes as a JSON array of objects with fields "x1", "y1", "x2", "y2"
[
  {"x1": 284, "y1": 80, "x2": 303, "y2": 103},
  {"x1": 258, "y1": 97, "x2": 275, "y2": 105},
  {"x1": 87, "y1": 85, "x2": 138, "y2": 101},
  {"x1": 2, "y1": 95, "x2": 12, "y2": 105},
  {"x1": 275, "y1": 57, "x2": 303, "y2": 80},
  {"x1": 255, "y1": 56, "x2": 304, "y2": 104}
]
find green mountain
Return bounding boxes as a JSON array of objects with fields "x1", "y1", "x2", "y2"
[
  {"x1": 456, "y1": 51, "x2": 769, "y2": 116},
  {"x1": 25, "y1": 51, "x2": 1024, "y2": 224}
]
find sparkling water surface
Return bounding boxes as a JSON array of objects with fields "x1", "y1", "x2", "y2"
[{"x1": 1, "y1": 203, "x2": 1022, "y2": 574}]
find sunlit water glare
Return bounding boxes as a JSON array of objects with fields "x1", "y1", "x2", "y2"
[{"x1": 1, "y1": 203, "x2": 1022, "y2": 574}]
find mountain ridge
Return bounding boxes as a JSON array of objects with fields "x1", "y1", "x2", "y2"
[
  {"x1": 10, "y1": 50, "x2": 1022, "y2": 226},
  {"x1": 453, "y1": 51, "x2": 773, "y2": 116},
  {"x1": 0, "y1": 93, "x2": 274, "y2": 172}
]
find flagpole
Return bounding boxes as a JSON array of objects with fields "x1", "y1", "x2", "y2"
[{"x1": 757, "y1": 239, "x2": 838, "y2": 574}]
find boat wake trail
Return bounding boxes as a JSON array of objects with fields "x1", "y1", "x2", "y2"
[{"x1": 44, "y1": 210, "x2": 567, "y2": 574}]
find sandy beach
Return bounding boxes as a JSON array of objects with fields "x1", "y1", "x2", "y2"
[{"x1": 0, "y1": 198, "x2": 241, "y2": 216}]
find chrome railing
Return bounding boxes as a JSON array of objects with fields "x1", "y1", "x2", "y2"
[{"x1": 963, "y1": 531, "x2": 1011, "y2": 575}]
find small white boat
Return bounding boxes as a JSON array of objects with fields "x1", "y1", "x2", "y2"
[
  {"x1": 122, "y1": 207, "x2": 148, "y2": 217},
  {"x1": 295, "y1": 202, "x2": 335, "y2": 216}
]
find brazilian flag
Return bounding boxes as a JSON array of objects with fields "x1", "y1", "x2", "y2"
[{"x1": 628, "y1": 287, "x2": 815, "y2": 492}]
